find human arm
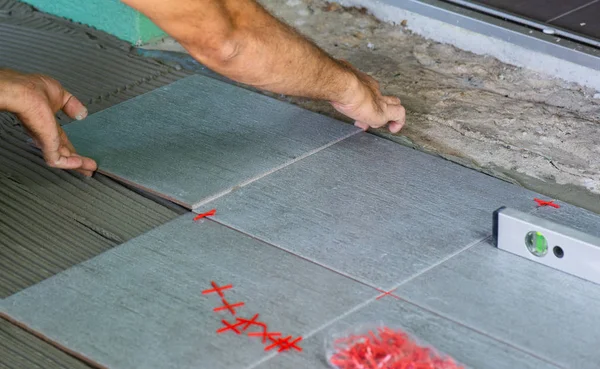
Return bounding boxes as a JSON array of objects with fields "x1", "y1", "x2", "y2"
[
  {"x1": 121, "y1": 0, "x2": 405, "y2": 132},
  {"x1": 0, "y1": 68, "x2": 97, "y2": 176}
]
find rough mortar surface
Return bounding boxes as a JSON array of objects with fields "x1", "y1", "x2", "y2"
[{"x1": 146, "y1": 0, "x2": 600, "y2": 209}]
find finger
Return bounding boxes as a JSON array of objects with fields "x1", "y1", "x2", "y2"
[
  {"x1": 354, "y1": 121, "x2": 370, "y2": 131},
  {"x1": 388, "y1": 121, "x2": 405, "y2": 134},
  {"x1": 62, "y1": 93, "x2": 88, "y2": 121},
  {"x1": 19, "y1": 106, "x2": 87, "y2": 171},
  {"x1": 18, "y1": 105, "x2": 64, "y2": 165},
  {"x1": 58, "y1": 124, "x2": 98, "y2": 175},
  {"x1": 57, "y1": 124, "x2": 77, "y2": 153},
  {"x1": 383, "y1": 96, "x2": 401, "y2": 105},
  {"x1": 384, "y1": 104, "x2": 406, "y2": 126},
  {"x1": 77, "y1": 155, "x2": 98, "y2": 176}
]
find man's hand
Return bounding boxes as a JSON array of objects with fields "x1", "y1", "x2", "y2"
[
  {"x1": 121, "y1": 0, "x2": 405, "y2": 133},
  {"x1": 332, "y1": 61, "x2": 405, "y2": 133},
  {"x1": 0, "y1": 69, "x2": 97, "y2": 176}
]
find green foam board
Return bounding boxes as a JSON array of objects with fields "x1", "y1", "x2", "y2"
[{"x1": 21, "y1": 0, "x2": 165, "y2": 44}]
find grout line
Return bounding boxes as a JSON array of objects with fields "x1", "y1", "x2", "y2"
[
  {"x1": 395, "y1": 297, "x2": 567, "y2": 369},
  {"x1": 226, "y1": 226, "x2": 488, "y2": 369},
  {"x1": 243, "y1": 296, "x2": 376, "y2": 369},
  {"x1": 209, "y1": 218, "x2": 377, "y2": 288},
  {"x1": 546, "y1": 0, "x2": 599, "y2": 22},
  {"x1": 244, "y1": 231, "x2": 564, "y2": 369},
  {"x1": 191, "y1": 128, "x2": 363, "y2": 210},
  {"x1": 243, "y1": 237, "x2": 487, "y2": 369}
]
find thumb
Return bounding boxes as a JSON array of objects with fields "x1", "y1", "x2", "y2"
[{"x1": 61, "y1": 92, "x2": 88, "y2": 121}]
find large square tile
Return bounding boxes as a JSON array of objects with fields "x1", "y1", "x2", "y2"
[
  {"x1": 397, "y1": 238, "x2": 600, "y2": 369},
  {"x1": 253, "y1": 298, "x2": 559, "y2": 369},
  {"x1": 63, "y1": 74, "x2": 359, "y2": 208},
  {"x1": 1, "y1": 214, "x2": 375, "y2": 369},
  {"x1": 196, "y1": 133, "x2": 538, "y2": 288}
]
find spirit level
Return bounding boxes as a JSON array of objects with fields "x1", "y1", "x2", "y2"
[{"x1": 493, "y1": 207, "x2": 600, "y2": 284}]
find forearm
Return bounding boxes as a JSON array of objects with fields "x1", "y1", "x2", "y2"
[{"x1": 121, "y1": 0, "x2": 359, "y2": 104}]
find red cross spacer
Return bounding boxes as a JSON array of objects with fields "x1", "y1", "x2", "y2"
[
  {"x1": 202, "y1": 281, "x2": 232, "y2": 298},
  {"x1": 236, "y1": 314, "x2": 264, "y2": 332},
  {"x1": 534, "y1": 198, "x2": 560, "y2": 208},
  {"x1": 264, "y1": 335, "x2": 303, "y2": 352},
  {"x1": 216, "y1": 319, "x2": 245, "y2": 335},
  {"x1": 213, "y1": 298, "x2": 245, "y2": 315},
  {"x1": 375, "y1": 287, "x2": 400, "y2": 300},
  {"x1": 194, "y1": 209, "x2": 216, "y2": 221},
  {"x1": 248, "y1": 329, "x2": 282, "y2": 344}
]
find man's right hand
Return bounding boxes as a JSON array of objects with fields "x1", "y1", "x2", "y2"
[
  {"x1": 0, "y1": 69, "x2": 97, "y2": 176},
  {"x1": 331, "y1": 61, "x2": 405, "y2": 134}
]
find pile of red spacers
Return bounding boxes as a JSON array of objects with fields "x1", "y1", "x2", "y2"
[{"x1": 328, "y1": 326, "x2": 464, "y2": 369}]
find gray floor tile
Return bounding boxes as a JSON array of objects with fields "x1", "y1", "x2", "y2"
[
  {"x1": 196, "y1": 133, "x2": 538, "y2": 288},
  {"x1": 1, "y1": 214, "x2": 375, "y2": 369},
  {"x1": 62, "y1": 74, "x2": 360, "y2": 209},
  {"x1": 533, "y1": 200, "x2": 600, "y2": 238},
  {"x1": 253, "y1": 298, "x2": 559, "y2": 369},
  {"x1": 397, "y1": 238, "x2": 600, "y2": 369},
  {"x1": 550, "y1": 2, "x2": 600, "y2": 40}
]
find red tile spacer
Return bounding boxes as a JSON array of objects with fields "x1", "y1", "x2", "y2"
[
  {"x1": 213, "y1": 298, "x2": 245, "y2": 315},
  {"x1": 194, "y1": 209, "x2": 217, "y2": 221},
  {"x1": 265, "y1": 335, "x2": 293, "y2": 351},
  {"x1": 216, "y1": 319, "x2": 244, "y2": 334},
  {"x1": 236, "y1": 314, "x2": 265, "y2": 332},
  {"x1": 264, "y1": 335, "x2": 303, "y2": 352},
  {"x1": 534, "y1": 198, "x2": 560, "y2": 208},
  {"x1": 202, "y1": 281, "x2": 232, "y2": 298},
  {"x1": 278, "y1": 336, "x2": 303, "y2": 352},
  {"x1": 248, "y1": 330, "x2": 281, "y2": 344},
  {"x1": 375, "y1": 287, "x2": 400, "y2": 300},
  {"x1": 328, "y1": 326, "x2": 465, "y2": 369}
]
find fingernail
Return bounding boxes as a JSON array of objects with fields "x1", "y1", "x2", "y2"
[{"x1": 75, "y1": 109, "x2": 88, "y2": 121}]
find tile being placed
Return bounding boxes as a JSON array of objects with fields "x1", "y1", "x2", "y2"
[
  {"x1": 196, "y1": 133, "x2": 538, "y2": 289},
  {"x1": 62, "y1": 74, "x2": 360, "y2": 208},
  {"x1": 397, "y1": 238, "x2": 600, "y2": 369},
  {"x1": 1, "y1": 214, "x2": 375, "y2": 369},
  {"x1": 253, "y1": 298, "x2": 559, "y2": 369}
]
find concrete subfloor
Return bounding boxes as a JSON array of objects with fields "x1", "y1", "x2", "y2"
[{"x1": 145, "y1": 0, "x2": 600, "y2": 214}]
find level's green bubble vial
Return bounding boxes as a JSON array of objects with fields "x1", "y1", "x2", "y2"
[{"x1": 525, "y1": 231, "x2": 548, "y2": 257}]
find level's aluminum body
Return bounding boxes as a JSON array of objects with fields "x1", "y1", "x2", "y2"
[{"x1": 494, "y1": 207, "x2": 600, "y2": 284}]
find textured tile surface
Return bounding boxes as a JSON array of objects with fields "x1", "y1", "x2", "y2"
[
  {"x1": 63, "y1": 74, "x2": 360, "y2": 208},
  {"x1": 196, "y1": 133, "x2": 538, "y2": 288},
  {"x1": 550, "y1": 1, "x2": 600, "y2": 39},
  {"x1": 533, "y1": 200, "x2": 600, "y2": 238},
  {"x1": 254, "y1": 298, "x2": 559, "y2": 369},
  {"x1": 1, "y1": 214, "x2": 375, "y2": 369},
  {"x1": 398, "y1": 238, "x2": 600, "y2": 369}
]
